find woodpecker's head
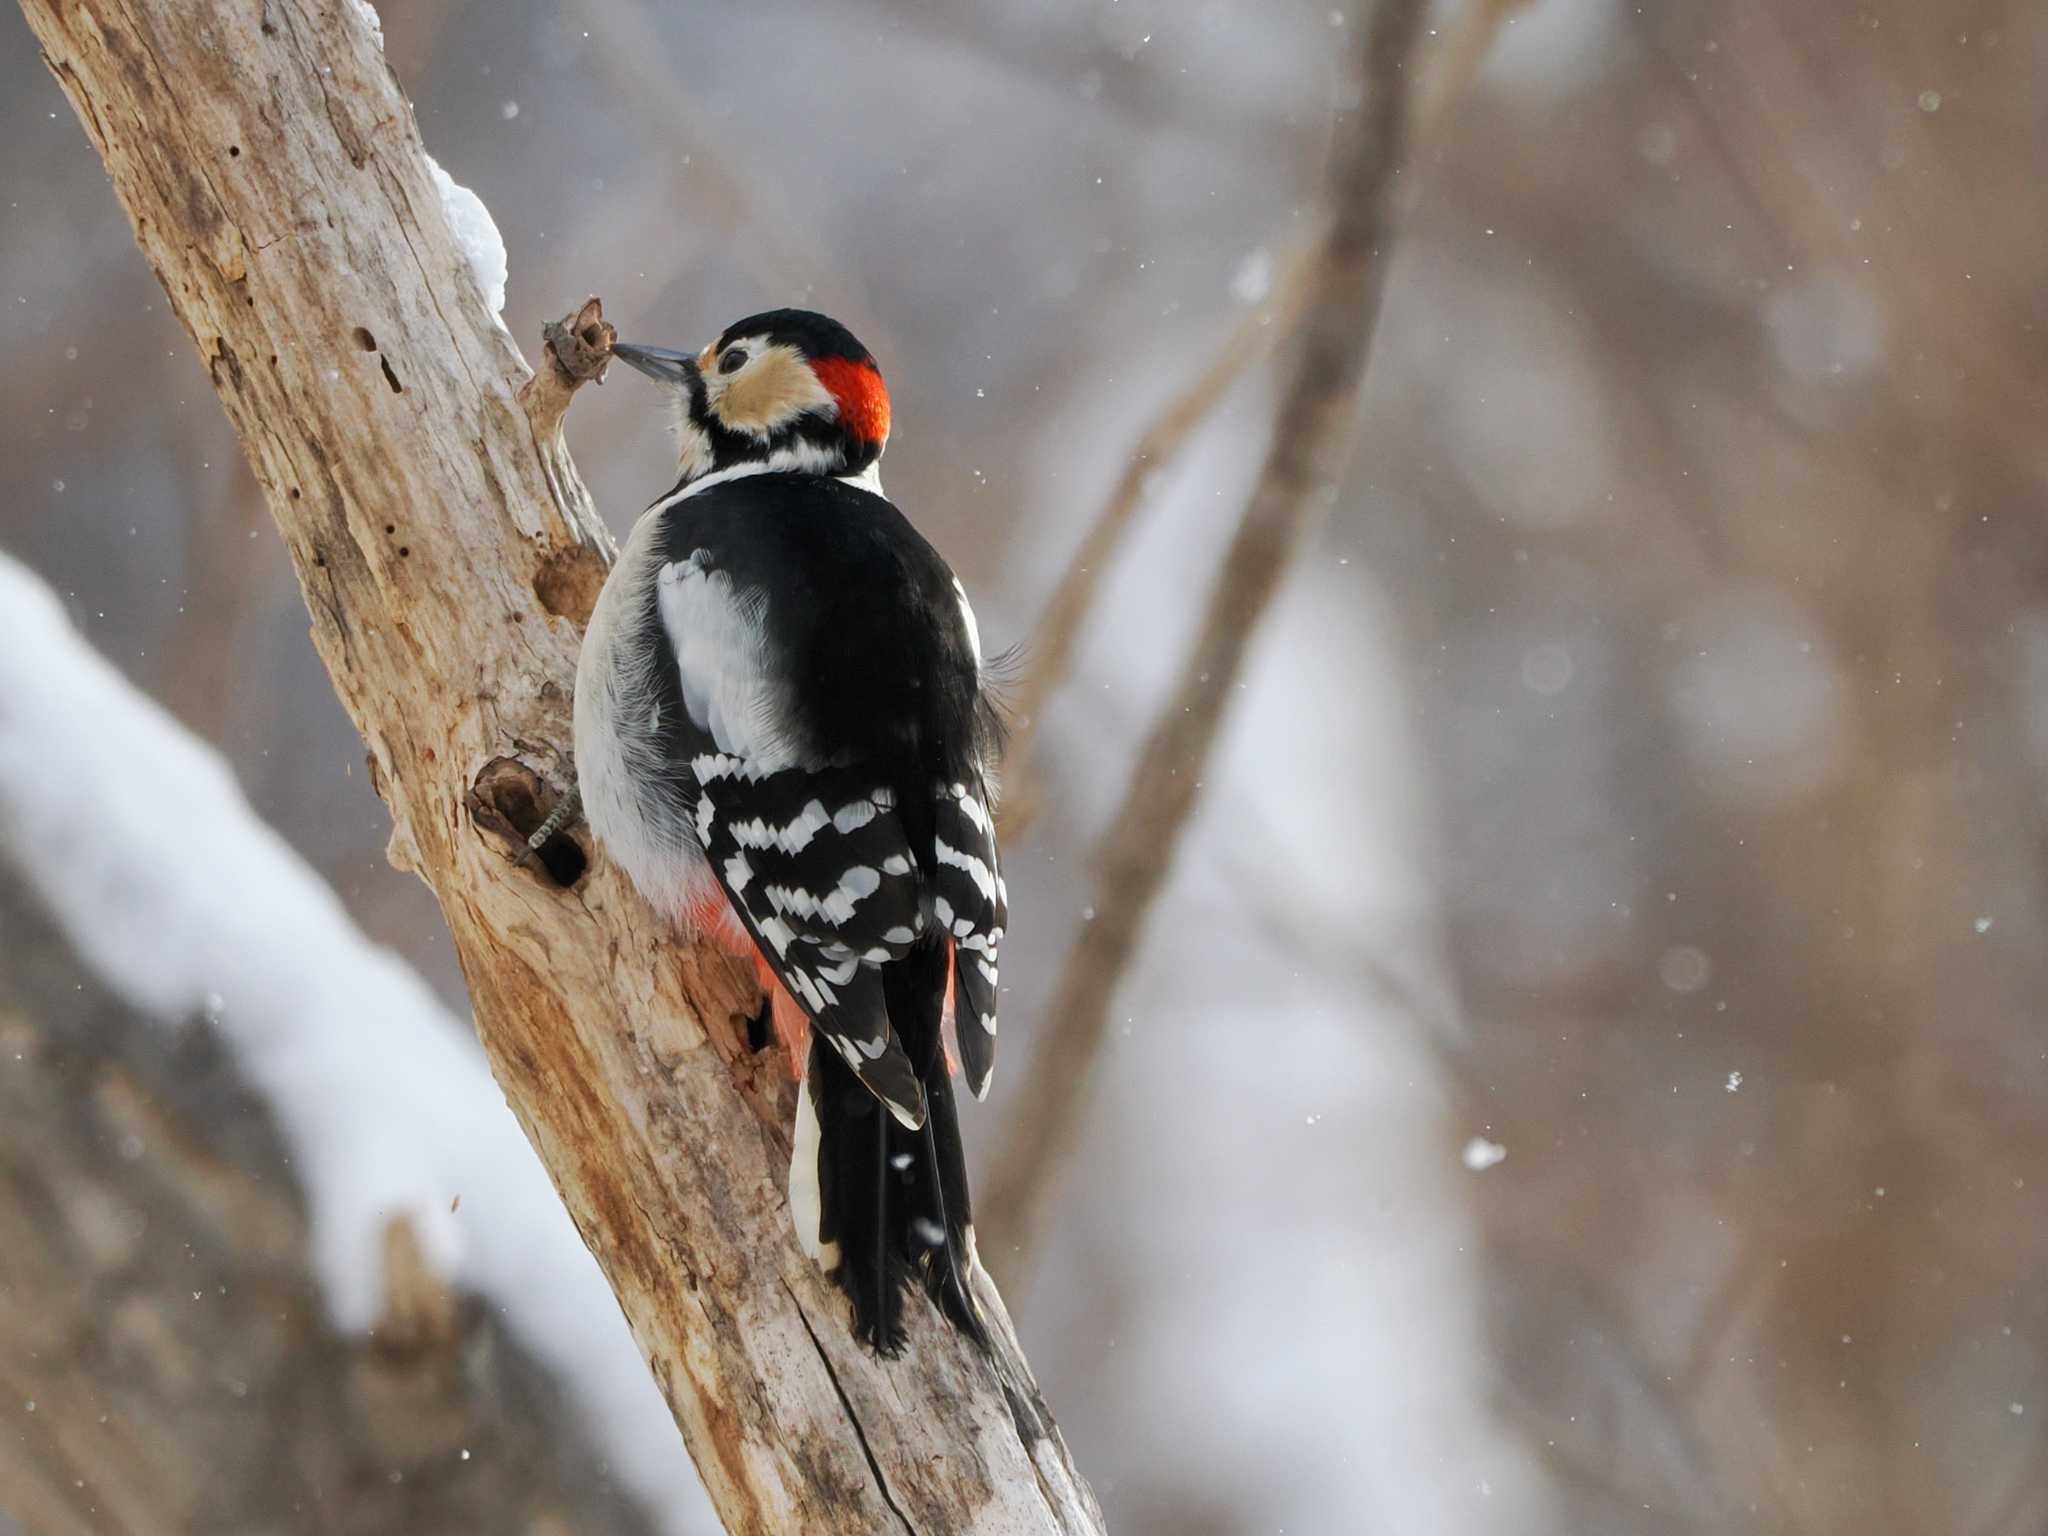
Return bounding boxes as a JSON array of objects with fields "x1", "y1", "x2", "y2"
[{"x1": 611, "y1": 309, "x2": 891, "y2": 490}]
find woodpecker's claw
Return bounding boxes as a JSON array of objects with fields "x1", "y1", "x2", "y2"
[{"x1": 518, "y1": 781, "x2": 584, "y2": 868}]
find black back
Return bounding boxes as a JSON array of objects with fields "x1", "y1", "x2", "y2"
[{"x1": 657, "y1": 473, "x2": 996, "y2": 831}]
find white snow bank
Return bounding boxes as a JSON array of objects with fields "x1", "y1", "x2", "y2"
[
  {"x1": 425, "y1": 153, "x2": 508, "y2": 316},
  {"x1": 0, "y1": 550, "x2": 708, "y2": 1535}
]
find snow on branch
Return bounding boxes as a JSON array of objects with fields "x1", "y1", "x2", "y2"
[{"x1": 425, "y1": 154, "x2": 509, "y2": 317}]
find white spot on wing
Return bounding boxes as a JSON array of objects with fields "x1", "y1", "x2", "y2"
[
  {"x1": 935, "y1": 836, "x2": 997, "y2": 904},
  {"x1": 832, "y1": 797, "x2": 879, "y2": 833},
  {"x1": 730, "y1": 800, "x2": 831, "y2": 854},
  {"x1": 952, "y1": 790, "x2": 990, "y2": 834}
]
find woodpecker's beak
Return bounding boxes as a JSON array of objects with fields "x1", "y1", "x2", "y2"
[{"x1": 610, "y1": 342, "x2": 697, "y2": 386}]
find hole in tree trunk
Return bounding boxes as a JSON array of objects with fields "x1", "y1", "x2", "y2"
[{"x1": 467, "y1": 757, "x2": 586, "y2": 888}]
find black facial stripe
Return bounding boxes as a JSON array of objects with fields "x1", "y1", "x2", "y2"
[{"x1": 686, "y1": 406, "x2": 877, "y2": 479}]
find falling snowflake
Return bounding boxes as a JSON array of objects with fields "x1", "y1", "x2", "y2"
[{"x1": 1462, "y1": 1137, "x2": 1507, "y2": 1172}]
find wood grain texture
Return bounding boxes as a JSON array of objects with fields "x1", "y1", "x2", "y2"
[{"x1": 15, "y1": 2, "x2": 1101, "y2": 1530}]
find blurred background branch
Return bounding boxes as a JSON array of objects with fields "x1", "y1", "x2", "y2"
[
  {"x1": 1000, "y1": 0, "x2": 1534, "y2": 838},
  {"x1": 996, "y1": 241, "x2": 1316, "y2": 837},
  {"x1": 984, "y1": 0, "x2": 1542, "y2": 1276}
]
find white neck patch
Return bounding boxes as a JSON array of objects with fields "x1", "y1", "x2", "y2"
[
  {"x1": 646, "y1": 451, "x2": 885, "y2": 516},
  {"x1": 839, "y1": 459, "x2": 886, "y2": 498}
]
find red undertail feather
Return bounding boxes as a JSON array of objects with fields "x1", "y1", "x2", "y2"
[{"x1": 689, "y1": 887, "x2": 961, "y2": 1082}]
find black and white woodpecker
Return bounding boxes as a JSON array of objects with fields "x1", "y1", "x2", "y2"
[{"x1": 573, "y1": 309, "x2": 1005, "y2": 1352}]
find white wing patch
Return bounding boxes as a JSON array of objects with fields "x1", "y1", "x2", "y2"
[{"x1": 657, "y1": 553, "x2": 797, "y2": 770}]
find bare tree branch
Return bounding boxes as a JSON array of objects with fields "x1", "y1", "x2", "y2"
[
  {"x1": 1410, "y1": 0, "x2": 1531, "y2": 148},
  {"x1": 18, "y1": 2, "x2": 1101, "y2": 1529},
  {"x1": 996, "y1": 243, "x2": 1318, "y2": 836},
  {"x1": 979, "y1": 0, "x2": 1432, "y2": 1277},
  {"x1": 998, "y1": 0, "x2": 1531, "y2": 839}
]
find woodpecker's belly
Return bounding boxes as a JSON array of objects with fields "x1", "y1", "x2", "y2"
[{"x1": 573, "y1": 513, "x2": 715, "y2": 920}]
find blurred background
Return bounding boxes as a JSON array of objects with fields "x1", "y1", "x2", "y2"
[{"x1": 5, "y1": 0, "x2": 2047, "y2": 1531}]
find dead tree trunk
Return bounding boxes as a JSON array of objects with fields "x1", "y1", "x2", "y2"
[
  {"x1": 16, "y1": 3, "x2": 1101, "y2": 1531},
  {"x1": 0, "y1": 873, "x2": 659, "y2": 1536}
]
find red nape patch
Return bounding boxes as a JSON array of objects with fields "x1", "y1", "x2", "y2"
[{"x1": 810, "y1": 355, "x2": 891, "y2": 445}]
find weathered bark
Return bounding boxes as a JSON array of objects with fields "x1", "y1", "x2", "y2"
[
  {"x1": 16, "y1": 3, "x2": 1101, "y2": 1532},
  {"x1": 0, "y1": 871, "x2": 659, "y2": 1536}
]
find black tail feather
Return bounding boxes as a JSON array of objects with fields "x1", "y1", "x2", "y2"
[
  {"x1": 801, "y1": 938, "x2": 987, "y2": 1352},
  {"x1": 918, "y1": 1060, "x2": 987, "y2": 1347}
]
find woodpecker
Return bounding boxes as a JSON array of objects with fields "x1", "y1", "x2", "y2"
[{"x1": 574, "y1": 309, "x2": 1004, "y2": 1351}]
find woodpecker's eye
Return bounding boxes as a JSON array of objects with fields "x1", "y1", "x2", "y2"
[{"x1": 718, "y1": 347, "x2": 749, "y2": 376}]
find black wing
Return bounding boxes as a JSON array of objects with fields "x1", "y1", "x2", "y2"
[{"x1": 692, "y1": 752, "x2": 931, "y2": 1126}]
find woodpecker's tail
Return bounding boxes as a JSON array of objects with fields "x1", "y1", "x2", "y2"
[{"x1": 791, "y1": 940, "x2": 987, "y2": 1353}]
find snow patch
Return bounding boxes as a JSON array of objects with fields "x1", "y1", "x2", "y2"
[
  {"x1": 424, "y1": 153, "x2": 507, "y2": 316},
  {"x1": 0, "y1": 551, "x2": 708, "y2": 1535},
  {"x1": 347, "y1": 0, "x2": 384, "y2": 49}
]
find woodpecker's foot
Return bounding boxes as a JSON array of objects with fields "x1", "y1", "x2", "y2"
[
  {"x1": 468, "y1": 755, "x2": 586, "y2": 888},
  {"x1": 515, "y1": 768, "x2": 585, "y2": 887},
  {"x1": 519, "y1": 779, "x2": 583, "y2": 865}
]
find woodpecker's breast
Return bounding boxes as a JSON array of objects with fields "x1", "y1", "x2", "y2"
[{"x1": 573, "y1": 512, "x2": 711, "y2": 918}]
